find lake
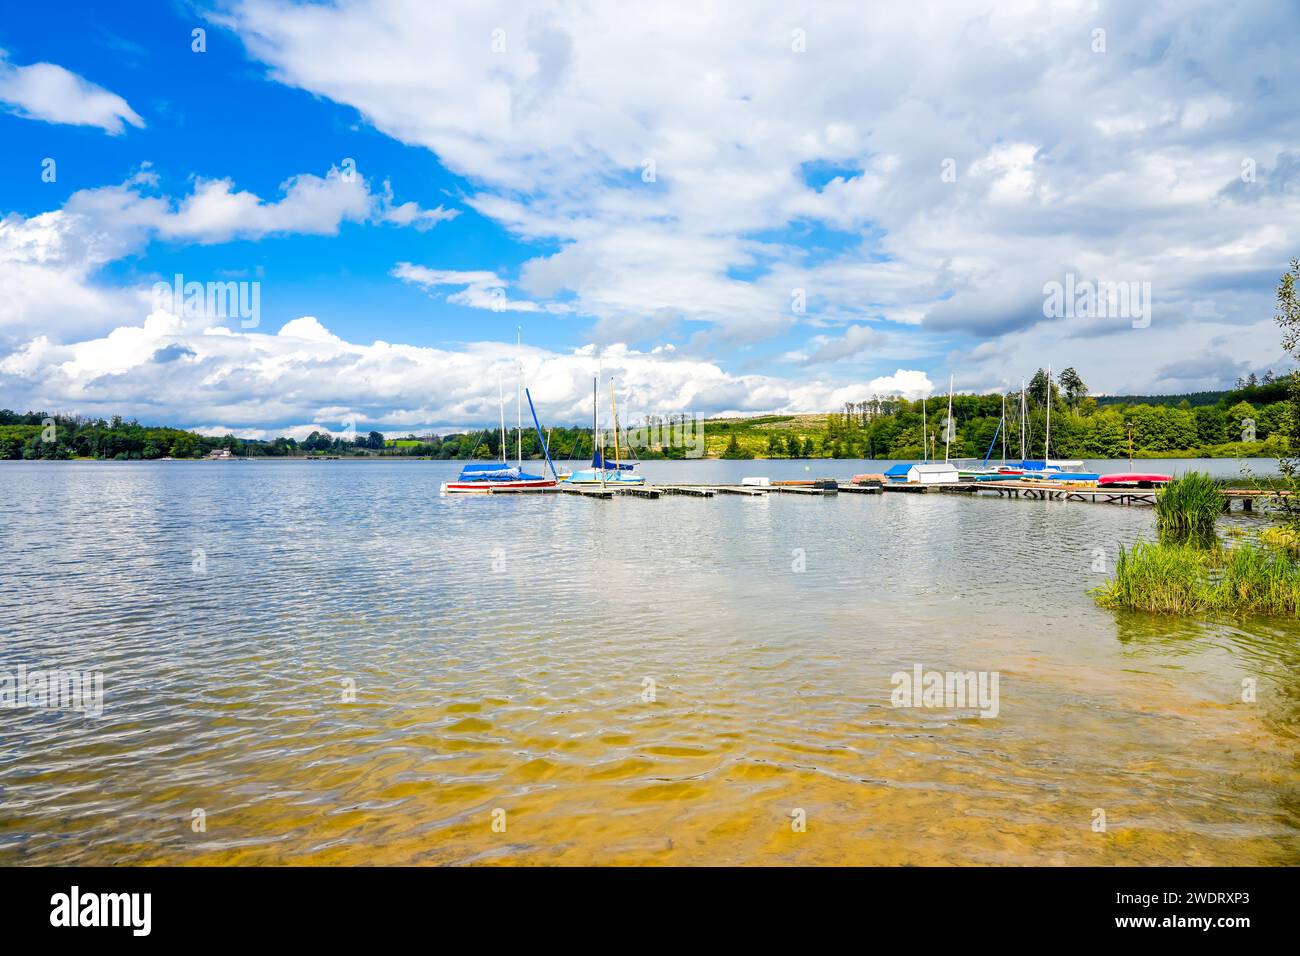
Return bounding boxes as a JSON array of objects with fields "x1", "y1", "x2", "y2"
[{"x1": 1, "y1": 458, "x2": 1297, "y2": 865}]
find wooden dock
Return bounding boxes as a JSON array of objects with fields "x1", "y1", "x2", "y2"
[
  {"x1": 971, "y1": 481, "x2": 1158, "y2": 505},
  {"x1": 469, "y1": 478, "x2": 1278, "y2": 511}
]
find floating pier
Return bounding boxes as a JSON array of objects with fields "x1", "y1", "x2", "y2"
[
  {"x1": 470, "y1": 477, "x2": 1277, "y2": 511},
  {"x1": 557, "y1": 486, "x2": 614, "y2": 499},
  {"x1": 656, "y1": 485, "x2": 717, "y2": 497}
]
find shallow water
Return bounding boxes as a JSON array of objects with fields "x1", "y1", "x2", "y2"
[{"x1": 1, "y1": 459, "x2": 1297, "y2": 865}]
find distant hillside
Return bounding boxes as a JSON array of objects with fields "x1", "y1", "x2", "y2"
[
  {"x1": 1094, "y1": 391, "x2": 1228, "y2": 408},
  {"x1": 1095, "y1": 376, "x2": 1292, "y2": 410}
]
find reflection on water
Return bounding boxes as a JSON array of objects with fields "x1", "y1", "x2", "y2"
[{"x1": 0, "y1": 459, "x2": 1297, "y2": 865}]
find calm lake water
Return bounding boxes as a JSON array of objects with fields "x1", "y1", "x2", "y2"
[{"x1": 1, "y1": 458, "x2": 1297, "y2": 865}]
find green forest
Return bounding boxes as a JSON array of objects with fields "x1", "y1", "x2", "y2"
[
  {"x1": 705, "y1": 368, "x2": 1292, "y2": 460},
  {"x1": 0, "y1": 368, "x2": 1291, "y2": 462}
]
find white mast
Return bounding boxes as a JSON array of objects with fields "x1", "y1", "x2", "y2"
[
  {"x1": 1020, "y1": 379, "x2": 1027, "y2": 460},
  {"x1": 944, "y1": 373, "x2": 953, "y2": 462},
  {"x1": 921, "y1": 395, "x2": 928, "y2": 463},
  {"x1": 595, "y1": 373, "x2": 606, "y2": 490},
  {"x1": 1001, "y1": 392, "x2": 1007, "y2": 464},
  {"x1": 516, "y1": 327, "x2": 522, "y2": 467},
  {"x1": 497, "y1": 376, "x2": 508, "y2": 464}
]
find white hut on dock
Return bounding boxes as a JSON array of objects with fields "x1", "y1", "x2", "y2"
[{"x1": 907, "y1": 462, "x2": 959, "y2": 484}]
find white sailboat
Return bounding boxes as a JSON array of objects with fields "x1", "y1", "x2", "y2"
[
  {"x1": 562, "y1": 375, "x2": 646, "y2": 486},
  {"x1": 440, "y1": 338, "x2": 559, "y2": 494}
]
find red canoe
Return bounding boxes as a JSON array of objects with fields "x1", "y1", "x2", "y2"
[{"x1": 1098, "y1": 473, "x2": 1172, "y2": 487}]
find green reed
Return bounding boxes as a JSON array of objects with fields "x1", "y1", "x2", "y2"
[
  {"x1": 1094, "y1": 538, "x2": 1300, "y2": 616},
  {"x1": 1153, "y1": 471, "x2": 1226, "y2": 537}
]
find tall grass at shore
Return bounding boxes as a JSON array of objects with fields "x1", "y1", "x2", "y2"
[
  {"x1": 1153, "y1": 471, "x2": 1225, "y2": 537},
  {"x1": 1094, "y1": 539, "x2": 1300, "y2": 616}
]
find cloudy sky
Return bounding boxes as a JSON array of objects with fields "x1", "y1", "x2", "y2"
[{"x1": 1, "y1": 0, "x2": 1297, "y2": 437}]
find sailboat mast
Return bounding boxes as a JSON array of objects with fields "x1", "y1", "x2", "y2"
[
  {"x1": 1020, "y1": 379, "x2": 1027, "y2": 460},
  {"x1": 944, "y1": 373, "x2": 953, "y2": 462},
  {"x1": 1001, "y1": 393, "x2": 1007, "y2": 464},
  {"x1": 610, "y1": 377, "x2": 622, "y2": 468},
  {"x1": 1045, "y1": 364, "x2": 1052, "y2": 463},
  {"x1": 497, "y1": 376, "x2": 508, "y2": 464},
  {"x1": 516, "y1": 328, "x2": 522, "y2": 467},
  {"x1": 921, "y1": 396, "x2": 927, "y2": 463},
  {"x1": 594, "y1": 374, "x2": 606, "y2": 489}
]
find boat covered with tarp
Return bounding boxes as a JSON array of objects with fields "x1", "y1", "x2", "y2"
[
  {"x1": 440, "y1": 383, "x2": 561, "y2": 494},
  {"x1": 440, "y1": 462, "x2": 556, "y2": 494},
  {"x1": 562, "y1": 376, "x2": 647, "y2": 486}
]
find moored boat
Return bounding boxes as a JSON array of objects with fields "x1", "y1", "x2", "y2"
[
  {"x1": 442, "y1": 373, "x2": 562, "y2": 494},
  {"x1": 562, "y1": 375, "x2": 647, "y2": 486},
  {"x1": 441, "y1": 463, "x2": 556, "y2": 494},
  {"x1": 1098, "y1": 472, "x2": 1171, "y2": 488}
]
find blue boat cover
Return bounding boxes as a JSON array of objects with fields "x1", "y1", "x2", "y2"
[
  {"x1": 455, "y1": 464, "x2": 545, "y2": 481},
  {"x1": 591, "y1": 450, "x2": 635, "y2": 470},
  {"x1": 461, "y1": 463, "x2": 513, "y2": 473}
]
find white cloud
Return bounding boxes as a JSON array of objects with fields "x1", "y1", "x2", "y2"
[
  {"x1": 3, "y1": 0, "x2": 1298, "y2": 425},
  {"x1": 392, "y1": 262, "x2": 563, "y2": 314},
  {"x1": 375, "y1": 181, "x2": 460, "y2": 231},
  {"x1": 0, "y1": 314, "x2": 931, "y2": 429},
  {"x1": 0, "y1": 50, "x2": 144, "y2": 134},
  {"x1": 867, "y1": 370, "x2": 933, "y2": 400},
  {"x1": 0, "y1": 169, "x2": 459, "y2": 343},
  {"x1": 62, "y1": 166, "x2": 449, "y2": 245},
  {"x1": 217, "y1": 0, "x2": 1300, "y2": 385},
  {"x1": 797, "y1": 324, "x2": 888, "y2": 366}
]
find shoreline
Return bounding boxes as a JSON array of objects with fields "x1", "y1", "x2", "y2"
[{"x1": 7, "y1": 453, "x2": 1284, "y2": 463}]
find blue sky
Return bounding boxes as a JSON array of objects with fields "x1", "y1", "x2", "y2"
[
  {"x1": 0, "y1": 1, "x2": 541, "y2": 350},
  {"x1": 1, "y1": 1, "x2": 1297, "y2": 436}
]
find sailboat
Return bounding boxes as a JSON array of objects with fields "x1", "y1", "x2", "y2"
[
  {"x1": 440, "y1": 354, "x2": 560, "y2": 494},
  {"x1": 1004, "y1": 366, "x2": 1085, "y2": 476},
  {"x1": 563, "y1": 375, "x2": 646, "y2": 486},
  {"x1": 959, "y1": 388, "x2": 1014, "y2": 480}
]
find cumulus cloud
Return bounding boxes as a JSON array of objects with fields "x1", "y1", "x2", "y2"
[
  {"x1": 4, "y1": 0, "x2": 1299, "y2": 423},
  {"x1": 0, "y1": 313, "x2": 930, "y2": 430},
  {"x1": 215, "y1": 0, "x2": 1300, "y2": 387},
  {"x1": 0, "y1": 49, "x2": 144, "y2": 134},
  {"x1": 61, "y1": 166, "x2": 452, "y2": 245},
  {"x1": 0, "y1": 168, "x2": 459, "y2": 342}
]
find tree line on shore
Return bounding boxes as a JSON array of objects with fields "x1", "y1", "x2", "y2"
[
  {"x1": 0, "y1": 413, "x2": 691, "y2": 462},
  {"x1": 713, "y1": 370, "x2": 1291, "y2": 460},
  {"x1": 1, "y1": 368, "x2": 1291, "y2": 463}
]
